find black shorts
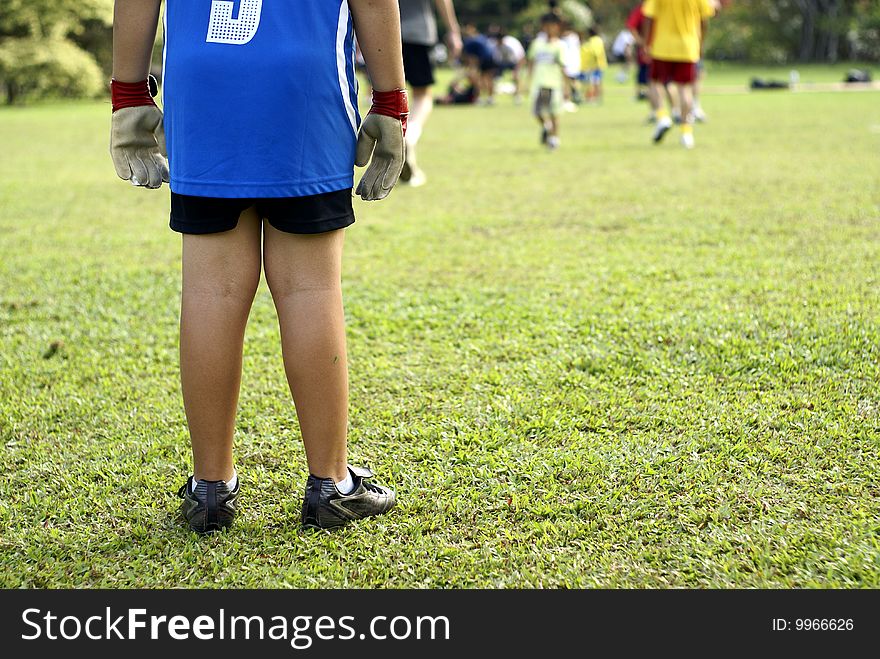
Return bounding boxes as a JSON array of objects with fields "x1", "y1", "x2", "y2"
[
  {"x1": 402, "y1": 42, "x2": 435, "y2": 88},
  {"x1": 478, "y1": 58, "x2": 498, "y2": 73},
  {"x1": 169, "y1": 189, "x2": 355, "y2": 235}
]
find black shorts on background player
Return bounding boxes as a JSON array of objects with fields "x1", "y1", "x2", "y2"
[{"x1": 402, "y1": 42, "x2": 435, "y2": 87}]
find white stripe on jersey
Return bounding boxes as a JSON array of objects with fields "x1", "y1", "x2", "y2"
[
  {"x1": 161, "y1": 6, "x2": 167, "y2": 107},
  {"x1": 336, "y1": 0, "x2": 358, "y2": 136}
]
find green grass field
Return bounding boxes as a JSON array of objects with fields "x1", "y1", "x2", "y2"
[{"x1": 1, "y1": 64, "x2": 878, "y2": 588}]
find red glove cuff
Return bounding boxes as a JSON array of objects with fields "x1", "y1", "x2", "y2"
[
  {"x1": 111, "y1": 78, "x2": 157, "y2": 113},
  {"x1": 369, "y1": 89, "x2": 409, "y2": 136}
]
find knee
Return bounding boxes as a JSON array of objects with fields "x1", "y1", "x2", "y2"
[
  {"x1": 222, "y1": 274, "x2": 261, "y2": 301},
  {"x1": 186, "y1": 268, "x2": 261, "y2": 304},
  {"x1": 265, "y1": 270, "x2": 338, "y2": 300}
]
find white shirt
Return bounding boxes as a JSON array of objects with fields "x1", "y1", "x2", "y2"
[
  {"x1": 561, "y1": 32, "x2": 581, "y2": 76},
  {"x1": 612, "y1": 30, "x2": 635, "y2": 57},
  {"x1": 499, "y1": 34, "x2": 526, "y2": 63}
]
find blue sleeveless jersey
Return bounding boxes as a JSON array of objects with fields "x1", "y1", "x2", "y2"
[{"x1": 162, "y1": 0, "x2": 360, "y2": 198}]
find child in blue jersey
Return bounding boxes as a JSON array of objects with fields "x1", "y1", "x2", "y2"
[{"x1": 110, "y1": 0, "x2": 407, "y2": 533}]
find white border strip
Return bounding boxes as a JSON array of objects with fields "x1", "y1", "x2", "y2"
[
  {"x1": 161, "y1": 6, "x2": 168, "y2": 107},
  {"x1": 336, "y1": 0, "x2": 358, "y2": 135}
]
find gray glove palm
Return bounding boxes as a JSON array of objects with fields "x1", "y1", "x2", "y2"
[
  {"x1": 354, "y1": 113, "x2": 404, "y2": 201},
  {"x1": 110, "y1": 105, "x2": 169, "y2": 189}
]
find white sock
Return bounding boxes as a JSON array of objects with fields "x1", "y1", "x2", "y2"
[
  {"x1": 191, "y1": 471, "x2": 237, "y2": 493},
  {"x1": 335, "y1": 472, "x2": 355, "y2": 495}
]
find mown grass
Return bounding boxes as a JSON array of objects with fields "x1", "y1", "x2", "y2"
[{"x1": 1, "y1": 64, "x2": 878, "y2": 588}]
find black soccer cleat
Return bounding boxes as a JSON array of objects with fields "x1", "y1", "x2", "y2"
[
  {"x1": 177, "y1": 476, "x2": 239, "y2": 534},
  {"x1": 302, "y1": 465, "x2": 396, "y2": 529}
]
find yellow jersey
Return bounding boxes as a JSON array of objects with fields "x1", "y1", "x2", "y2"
[
  {"x1": 580, "y1": 35, "x2": 607, "y2": 71},
  {"x1": 642, "y1": 0, "x2": 714, "y2": 63}
]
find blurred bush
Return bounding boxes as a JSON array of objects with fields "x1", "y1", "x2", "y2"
[
  {"x1": 0, "y1": 0, "x2": 112, "y2": 104},
  {"x1": 0, "y1": 37, "x2": 104, "y2": 104},
  {"x1": 515, "y1": 0, "x2": 593, "y2": 32},
  {"x1": 705, "y1": 0, "x2": 880, "y2": 63}
]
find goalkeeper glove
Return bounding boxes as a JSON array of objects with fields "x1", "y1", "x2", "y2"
[
  {"x1": 355, "y1": 88, "x2": 408, "y2": 201},
  {"x1": 109, "y1": 76, "x2": 169, "y2": 189}
]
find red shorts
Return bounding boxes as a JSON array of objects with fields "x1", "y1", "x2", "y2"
[{"x1": 650, "y1": 59, "x2": 697, "y2": 84}]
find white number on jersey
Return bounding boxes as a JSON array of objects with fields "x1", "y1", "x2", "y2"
[{"x1": 206, "y1": 0, "x2": 263, "y2": 45}]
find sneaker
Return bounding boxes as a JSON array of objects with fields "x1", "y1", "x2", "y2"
[
  {"x1": 672, "y1": 110, "x2": 682, "y2": 125},
  {"x1": 681, "y1": 131, "x2": 695, "y2": 149},
  {"x1": 547, "y1": 135, "x2": 560, "y2": 151},
  {"x1": 692, "y1": 107, "x2": 708, "y2": 123},
  {"x1": 408, "y1": 167, "x2": 427, "y2": 187},
  {"x1": 302, "y1": 465, "x2": 396, "y2": 529},
  {"x1": 653, "y1": 116, "x2": 673, "y2": 143},
  {"x1": 177, "y1": 476, "x2": 239, "y2": 534}
]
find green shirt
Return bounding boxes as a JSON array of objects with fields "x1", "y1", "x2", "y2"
[{"x1": 528, "y1": 37, "x2": 566, "y2": 91}]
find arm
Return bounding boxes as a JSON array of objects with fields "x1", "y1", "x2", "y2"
[
  {"x1": 112, "y1": 0, "x2": 162, "y2": 82},
  {"x1": 110, "y1": 0, "x2": 168, "y2": 189},
  {"x1": 433, "y1": 0, "x2": 462, "y2": 59},
  {"x1": 640, "y1": 17, "x2": 653, "y2": 61},
  {"x1": 349, "y1": 0, "x2": 406, "y2": 92},
  {"x1": 629, "y1": 29, "x2": 643, "y2": 49},
  {"x1": 626, "y1": 9, "x2": 644, "y2": 48}
]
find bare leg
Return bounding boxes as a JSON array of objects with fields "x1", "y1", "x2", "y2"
[
  {"x1": 513, "y1": 63, "x2": 522, "y2": 101},
  {"x1": 648, "y1": 77, "x2": 660, "y2": 115},
  {"x1": 180, "y1": 208, "x2": 262, "y2": 482},
  {"x1": 692, "y1": 65, "x2": 704, "y2": 118},
  {"x1": 650, "y1": 79, "x2": 666, "y2": 115},
  {"x1": 666, "y1": 83, "x2": 681, "y2": 119},
  {"x1": 678, "y1": 83, "x2": 694, "y2": 123},
  {"x1": 263, "y1": 224, "x2": 349, "y2": 483},
  {"x1": 482, "y1": 71, "x2": 495, "y2": 103},
  {"x1": 405, "y1": 85, "x2": 433, "y2": 173}
]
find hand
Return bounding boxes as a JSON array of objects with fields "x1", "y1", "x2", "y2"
[
  {"x1": 446, "y1": 29, "x2": 463, "y2": 61},
  {"x1": 110, "y1": 105, "x2": 169, "y2": 189},
  {"x1": 354, "y1": 113, "x2": 404, "y2": 201}
]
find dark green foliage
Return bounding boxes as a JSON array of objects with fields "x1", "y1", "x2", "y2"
[
  {"x1": 0, "y1": 37, "x2": 104, "y2": 104},
  {"x1": 0, "y1": 0, "x2": 111, "y2": 104}
]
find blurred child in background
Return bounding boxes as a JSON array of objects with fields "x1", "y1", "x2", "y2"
[
  {"x1": 527, "y1": 13, "x2": 567, "y2": 150},
  {"x1": 580, "y1": 26, "x2": 607, "y2": 104}
]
